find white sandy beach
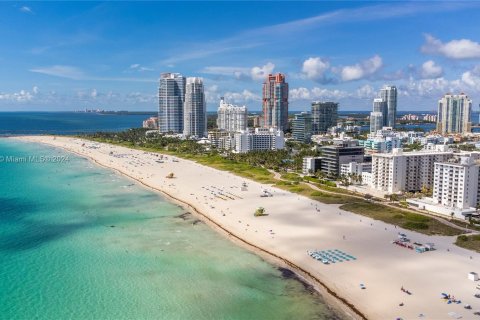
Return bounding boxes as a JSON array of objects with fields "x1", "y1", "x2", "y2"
[{"x1": 16, "y1": 135, "x2": 480, "y2": 320}]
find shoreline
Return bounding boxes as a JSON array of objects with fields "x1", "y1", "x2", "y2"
[
  {"x1": 15, "y1": 136, "x2": 362, "y2": 319},
  {"x1": 11, "y1": 135, "x2": 480, "y2": 320}
]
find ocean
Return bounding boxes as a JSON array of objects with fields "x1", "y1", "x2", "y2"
[
  {"x1": 0, "y1": 112, "x2": 150, "y2": 135},
  {"x1": 0, "y1": 139, "x2": 339, "y2": 320}
]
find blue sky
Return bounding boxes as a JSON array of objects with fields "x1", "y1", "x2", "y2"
[{"x1": 1, "y1": 1, "x2": 480, "y2": 112}]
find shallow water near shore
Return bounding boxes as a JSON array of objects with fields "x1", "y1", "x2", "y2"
[{"x1": 0, "y1": 139, "x2": 341, "y2": 320}]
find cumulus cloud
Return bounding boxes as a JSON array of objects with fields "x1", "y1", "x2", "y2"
[
  {"x1": 250, "y1": 62, "x2": 275, "y2": 81},
  {"x1": 0, "y1": 86, "x2": 39, "y2": 102},
  {"x1": 289, "y1": 87, "x2": 348, "y2": 101},
  {"x1": 421, "y1": 34, "x2": 480, "y2": 59},
  {"x1": 461, "y1": 66, "x2": 480, "y2": 91},
  {"x1": 223, "y1": 90, "x2": 261, "y2": 103},
  {"x1": 420, "y1": 60, "x2": 443, "y2": 79},
  {"x1": 355, "y1": 84, "x2": 376, "y2": 99},
  {"x1": 289, "y1": 87, "x2": 312, "y2": 100},
  {"x1": 302, "y1": 57, "x2": 331, "y2": 82},
  {"x1": 340, "y1": 55, "x2": 383, "y2": 81}
]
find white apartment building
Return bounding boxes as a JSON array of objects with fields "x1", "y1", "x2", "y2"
[
  {"x1": 407, "y1": 153, "x2": 480, "y2": 218},
  {"x1": 370, "y1": 145, "x2": 453, "y2": 193},
  {"x1": 340, "y1": 162, "x2": 372, "y2": 176},
  {"x1": 340, "y1": 162, "x2": 372, "y2": 184},
  {"x1": 303, "y1": 157, "x2": 323, "y2": 175},
  {"x1": 432, "y1": 154, "x2": 480, "y2": 210},
  {"x1": 437, "y1": 93, "x2": 472, "y2": 135},
  {"x1": 234, "y1": 128, "x2": 285, "y2": 153},
  {"x1": 217, "y1": 98, "x2": 247, "y2": 132}
]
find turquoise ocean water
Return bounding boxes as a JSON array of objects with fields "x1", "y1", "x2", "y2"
[{"x1": 0, "y1": 139, "x2": 339, "y2": 320}]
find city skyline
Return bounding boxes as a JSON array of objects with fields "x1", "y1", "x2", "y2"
[{"x1": 1, "y1": 2, "x2": 480, "y2": 111}]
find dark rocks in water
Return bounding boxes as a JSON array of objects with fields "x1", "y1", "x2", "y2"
[
  {"x1": 192, "y1": 219, "x2": 203, "y2": 225},
  {"x1": 278, "y1": 267, "x2": 316, "y2": 294},
  {"x1": 177, "y1": 212, "x2": 191, "y2": 220},
  {"x1": 110, "y1": 225, "x2": 115, "y2": 228}
]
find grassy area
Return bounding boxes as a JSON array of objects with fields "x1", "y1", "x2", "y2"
[
  {"x1": 449, "y1": 219, "x2": 480, "y2": 232},
  {"x1": 340, "y1": 202, "x2": 463, "y2": 236},
  {"x1": 455, "y1": 234, "x2": 480, "y2": 253},
  {"x1": 280, "y1": 172, "x2": 303, "y2": 182},
  {"x1": 274, "y1": 181, "x2": 462, "y2": 235}
]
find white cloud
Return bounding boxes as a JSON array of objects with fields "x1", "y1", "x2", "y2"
[
  {"x1": 90, "y1": 89, "x2": 98, "y2": 98},
  {"x1": 250, "y1": 62, "x2": 275, "y2": 81},
  {"x1": 289, "y1": 87, "x2": 311, "y2": 100},
  {"x1": 223, "y1": 90, "x2": 261, "y2": 103},
  {"x1": 201, "y1": 66, "x2": 251, "y2": 80},
  {"x1": 128, "y1": 64, "x2": 154, "y2": 72},
  {"x1": 421, "y1": 34, "x2": 480, "y2": 59},
  {"x1": 355, "y1": 84, "x2": 376, "y2": 99},
  {"x1": 311, "y1": 87, "x2": 349, "y2": 100},
  {"x1": 340, "y1": 55, "x2": 383, "y2": 81},
  {"x1": 162, "y1": 2, "x2": 479, "y2": 64},
  {"x1": 461, "y1": 66, "x2": 480, "y2": 91},
  {"x1": 20, "y1": 6, "x2": 34, "y2": 14},
  {"x1": 30, "y1": 65, "x2": 86, "y2": 80},
  {"x1": 201, "y1": 62, "x2": 275, "y2": 81},
  {"x1": 0, "y1": 86, "x2": 39, "y2": 102},
  {"x1": 29, "y1": 65, "x2": 156, "y2": 83},
  {"x1": 420, "y1": 60, "x2": 443, "y2": 79},
  {"x1": 302, "y1": 57, "x2": 331, "y2": 82},
  {"x1": 289, "y1": 87, "x2": 348, "y2": 101}
]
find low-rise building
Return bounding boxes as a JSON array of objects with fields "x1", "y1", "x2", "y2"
[
  {"x1": 359, "y1": 137, "x2": 402, "y2": 154},
  {"x1": 340, "y1": 162, "x2": 372, "y2": 184},
  {"x1": 234, "y1": 128, "x2": 285, "y2": 153},
  {"x1": 208, "y1": 130, "x2": 234, "y2": 149},
  {"x1": 143, "y1": 116, "x2": 159, "y2": 129},
  {"x1": 320, "y1": 140, "x2": 364, "y2": 178},
  {"x1": 303, "y1": 157, "x2": 323, "y2": 175}
]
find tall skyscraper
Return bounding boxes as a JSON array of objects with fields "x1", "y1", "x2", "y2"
[
  {"x1": 217, "y1": 98, "x2": 247, "y2": 132},
  {"x1": 311, "y1": 101, "x2": 338, "y2": 134},
  {"x1": 183, "y1": 77, "x2": 207, "y2": 138},
  {"x1": 437, "y1": 93, "x2": 472, "y2": 134},
  {"x1": 262, "y1": 73, "x2": 289, "y2": 131},
  {"x1": 158, "y1": 73, "x2": 186, "y2": 133},
  {"x1": 379, "y1": 85, "x2": 397, "y2": 128}
]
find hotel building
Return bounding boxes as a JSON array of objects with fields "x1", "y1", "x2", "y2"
[{"x1": 234, "y1": 128, "x2": 285, "y2": 153}]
